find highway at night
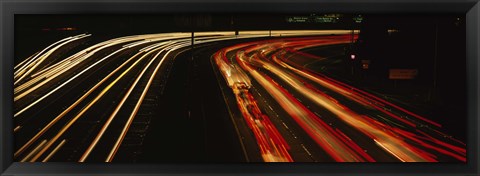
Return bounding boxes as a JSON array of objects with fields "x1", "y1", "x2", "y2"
[{"x1": 13, "y1": 30, "x2": 466, "y2": 162}]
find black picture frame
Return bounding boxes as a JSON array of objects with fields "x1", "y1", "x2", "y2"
[{"x1": 1, "y1": 0, "x2": 479, "y2": 175}]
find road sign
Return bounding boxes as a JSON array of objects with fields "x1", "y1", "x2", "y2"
[{"x1": 389, "y1": 69, "x2": 418, "y2": 79}]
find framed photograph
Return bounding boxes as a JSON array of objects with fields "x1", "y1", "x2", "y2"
[{"x1": 1, "y1": 0, "x2": 479, "y2": 175}]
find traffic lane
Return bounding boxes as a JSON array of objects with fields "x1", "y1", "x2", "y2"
[
  {"x1": 215, "y1": 46, "x2": 268, "y2": 162},
  {"x1": 254, "y1": 65, "x2": 399, "y2": 162},
  {"x1": 14, "y1": 43, "x2": 126, "y2": 110},
  {"x1": 270, "y1": 45, "x2": 398, "y2": 161},
  {"x1": 273, "y1": 50, "x2": 423, "y2": 130},
  {"x1": 220, "y1": 38, "x2": 322, "y2": 162},
  {"x1": 270, "y1": 45, "x2": 465, "y2": 161},
  {"x1": 13, "y1": 46, "x2": 140, "y2": 152},
  {"x1": 45, "y1": 42, "x2": 192, "y2": 162},
  {"x1": 249, "y1": 79, "x2": 332, "y2": 162},
  {"x1": 222, "y1": 44, "x2": 315, "y2": 162},
  {"x1": 14, "y1": 39, "x2": 182, "y2": 161},
  {"x1": 240, "y1": 42, "x2": 437, "y2": 161},
  {"x1": 217, "y1": 39, "x2": 319, "y2": 162},
  {"x1": 265, "y1": 56, "x2": 439, "y2": 161},
  {"x1": 75, "y1": 50, "x2": 167, "y2": 162},
  {"x1": 279, "y1": 47, "x2": 466, "y2": 161},
  {"x1": 13, "y1": 44, "x2": 148, "y2": 143},
  {"x1": 16, "y1": 48, "x2": 154, "y2": 162},
  {"x1": 14, "y1": 37, "x2": 185, "y2": 125},
  {"x1": 234, "y1": 52, "x2": 373, "y2": 162},
  {"x1": 225, "y1": 38, "x2": 364, "y2": 162},
  {"x1": 280, "y1": 46, "x2": 446, "y2": 129},
  {"x1": 300, "y1": 86, "x2": 468, "y2": 161},
  {"x1": 13, "y1": 34, "x2": 201, "y2": 119},
  {"x1": 211, "y1": 35, "x2": 464, "y2": 162},
  {"x1": 14, "y1": 34, "x2": 91, "y2": 86}
]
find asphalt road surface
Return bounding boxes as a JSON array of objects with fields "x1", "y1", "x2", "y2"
[{"x1": 13, "y1": 31, "x2": 466, "y2": 162}]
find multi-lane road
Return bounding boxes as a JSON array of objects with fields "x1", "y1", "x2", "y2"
[{"x1": 13, "y1": 30, "x2": 466, "y2": 162}]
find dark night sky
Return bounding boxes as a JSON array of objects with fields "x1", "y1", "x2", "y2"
[{"x1": 15, "y1": 14, "x2": 354, "y2": 35}]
